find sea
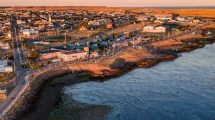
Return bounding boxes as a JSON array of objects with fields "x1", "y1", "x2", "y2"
[{"x1": 62, "y1": 43, "x2": 215, "y2": 120}]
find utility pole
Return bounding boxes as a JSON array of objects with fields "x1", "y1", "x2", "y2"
[
  {"x1": 13, "y1": 74, "x2": 16, "y2": 86},
  {"x1": 64, "y1": 30, "x2": 69, "y2": 44},
  {"x1": 64, "y1": 32, "x2": 67, "y2": 43}
]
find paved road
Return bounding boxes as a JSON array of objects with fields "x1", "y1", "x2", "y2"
[{"x1": 0, "y1": 16, "x2": 30, "y2": 117}]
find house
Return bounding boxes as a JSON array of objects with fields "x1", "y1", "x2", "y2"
[
  {"x1": 79, "y1": 26, "x2": 87, "y2": 31},
  {"x1": 23, "y1": 29, "x2": 39, "y2": 36},
  {"x1": 176, "y1": 17, "x2": 186, "y2": 22},
  {"x1": 137, "y1": 15, "x2": 148, "y2": 21},
  {"x1": 84, "y1": 46, "x2": 90, "y2": 52},
  {"x1": 168, "y1": 20, "x2": 178, "y2": 24},
  {"x1": 90, "y1": 51, "x2": 99, "y2": 58},
  {"x1": 155, "y1": 14, "x2": 172, "y2": 20},
  {"x1": 58, "y1": 51, "x2": 88, "y2": 62},
  {"x1": 3, "y1": 23, "x2": 11, "y2": 32},
  {"x1": 0, "y1": 60, "x2": 13, "y2": 72},
  {"x1": 99, "y1": 41, "x2": 109, "y2": 46},
  {"x1": 154, "y1": 19, "x2": 163, "y2": 23},
  {"x1": 106, "y1": 23, "x2": 113, "y2": 29},
  {"x1": 88, "y1": 20, "x2": 101, "y2": 26},
  {"x1": 155, "y1": 26, "x2": 166, "y2": 33},
  {"x1": 7, "y1": 32, "x2": 12, "y2": 38},
  {"x1": 130, "y1": 37, "x2": 142, "y2": 45},
  {"x1": 17, "y1": 20, "x2": 26, "y2": 25},
  {"x1": 38, "y1": 25, "x2": 45, "y2": 30},
  {"x1": 143, "y1": 26, "x2": 155, "y2": 32},
  {"x1": 192, "y1": 19, "x2": 200, "y2": 23},
  {"x1": 0, "y1": 89, "x2": 7, "y2": 100},
  {"x1": 143, "y1": 26, "x2": 166, "y2": 33},
  {"x1": 90, "y1": 44, "x2": 99, "y2": 51},
  {"x1": 0, "y1": 42, "x2": 10, "y2": 50}
]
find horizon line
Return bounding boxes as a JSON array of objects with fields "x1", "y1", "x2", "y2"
[{"x1": 0, "y1": 5, "x2": 215, "y2": 8}]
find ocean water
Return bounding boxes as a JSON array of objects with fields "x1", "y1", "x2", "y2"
[{"x1": 63, "y1": 43, "x2": 215, "y2": 120}]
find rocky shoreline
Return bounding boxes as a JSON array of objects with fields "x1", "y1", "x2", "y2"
[{"x1": 4, "y1": 31, "x2": 215, "y2": 120}]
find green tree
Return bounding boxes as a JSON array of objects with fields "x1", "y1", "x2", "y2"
[
  {"x1": 78, "y1": 20, "x2": 89, "y2": 28},
  {"x1": 112, "y1": 33, "x2": 119, "y2": 39},
  {"x1": 28, "y1": 49, "x2": 40, "y2": 60},
  {"x1": 29, "y1": 62, "x2": 43, "y2": 69}
]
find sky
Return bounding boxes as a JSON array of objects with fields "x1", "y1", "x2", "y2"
[{"x1": 0, "y1": 0, "x2": 215, "y2": 7}]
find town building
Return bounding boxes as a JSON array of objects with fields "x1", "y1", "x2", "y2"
[
  {"x1": 176, "y1": 17, "x2": 186, "y2": 22},
  {"x1": 84, "y1": 46, "x2": 90, "y2": 52},
  {"x1": 154, "y1": 19, "x2": 163, "y2": 23},
  {"x1": 192, "y1": 19, "x2": 200, "y2": 23},
  {"x1": 143, "y1": 26, "x2": 155, "y2": 32},
  {"x1": 39, "y1": 50, "x2": 61, "y2": 60},
  {"x1": 39, "y1": 49, "x2": 89, "y2": 62},
  {"x1": 0, "y1": 89, "x2": 7, "y2": 100},
  {"x1": 0, "y1": 60, "x2": 13, "y2": 72},
  {"x1": 90, "y1": 51, "x2": 99, "y2": 58},
  {"x1": 22, "y1": 29, "x2": 39, "y2": 36},
  {"x1": 58, "y1": 51, "x2": 88, "y2": 62},
  {"x1": 0, "y1": 42, "x2": 10, "y2": 50},
  {"x1": 106, "y1": 23, "x2": 113, "y2": 29},
  {"x1": 79, "y1": 26, "x2": 87, "y2": 31},
  {"x1": 17, "y1": 20, "x2": 26, "y2": 25},
  {"x1": 155, "y1": 26, "x2": 167, "y2": 33},
  {"x1": 155, "y1": 14, "x2": 172, "y2": 20},
  {"x1": 7, "y1": 32, "x2": 12, "y2": 38},
  {"x1": 143, "y1": 26, "x2": 166, "y2": 33}
]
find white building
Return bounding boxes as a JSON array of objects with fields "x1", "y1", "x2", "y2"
[
  {"x1": 177, "y1": 17, "x2": 186, "y2": 22},
  {"x1": 192, "y1": 19, "x2": 200, "y2": 23},
  {"x1": 143, "y1": 26, "x2": 155, "y2": 32},
  {"x1": 155, "y1": 14, "x2": 172, "y2": 20},
  {"x1": 90, "y1": 51, "x2": 99, "y2": 58},
  {"x1": 88, "y1": 20, "x2": 100, "y2": 26},
  {"x1": 154, "y1": 19, "x2": 163, "y2": 23},
  {"x1": 143, "y1": 26, "x2": 166, "y2": 33},
  {"x1": 17, "y1": 20, "x2": 26, "y2": 25},
  {"x1": 7, "y1": 32, "x2": 12, "y2": 38},
  {"x1": 23, "y1": 29, "x2": 39, "y2": 36},
  {"x1": 155, "y1": 26, "x2": 166, "y2": 33},
  {"x1": 4, "y1": 22, "x2": 10, "y2": 26},
  {"x1": 58, "y1": 51, "x2": 88, "y2": 62},
  {"x1": 88, "y1": 19, "x2": 109, "y2": 26},
  {"x1": 0, "y1": 60, "x2": 13, "y2": 72},
  {"x1": 0, "y1": 42, "x2": 10, "y2": 50},
  {"x1": 137, "y1": 15, "x2": 148, "y2": 21}
]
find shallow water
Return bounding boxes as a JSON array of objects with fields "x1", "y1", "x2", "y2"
[{"x1": 63, "y1": 43, "x2": 215, "y2": 120}]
